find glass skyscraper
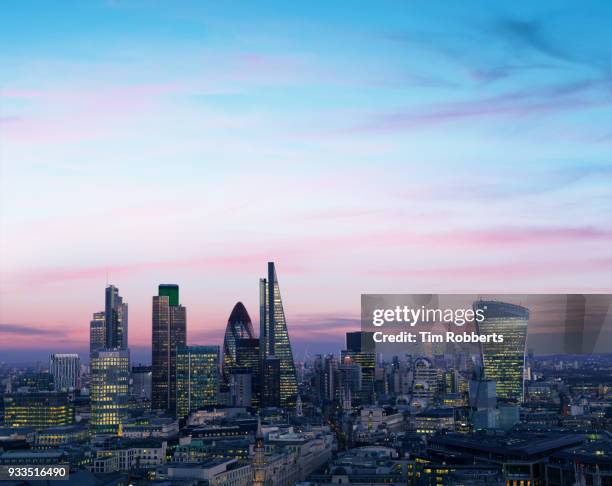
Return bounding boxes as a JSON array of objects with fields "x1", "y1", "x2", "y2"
[
  {"x1": 259, "y1": 262, "x2": 298, "y2": 408},
  {"x1": 474, "y1": 300, "x2": 529, "y2": 403},
  {"x1": 236, "y1": 338, "x2": 260, "y2": 408},
  {"x1": 222, "y1": 302, "x2": 254, "y2": 382},
  {"x1": 89, "y1": 311, "x2": 106, "y2": 356},
  {"x1": 341, "y1": 331, "x2": 376, "y2": 405},
  {"x1": 152, "y1": 284, "x2": 186, "y2": 414},
  {"x1": 105, "y1": 285, "x2": 128, "y2": 350},
  {"x1": 90, "y1": 349, "x2": 129, "y2": 434},
  {"x1": 176, "y1": 346, "x2": 220, "y2": 420}
]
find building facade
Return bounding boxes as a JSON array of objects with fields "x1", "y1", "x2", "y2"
[
  {"x1": 90, "y1": 349, "x2": 130, "y2": 434},
  {"x1": 176, "y1": 345, "x2": 220, "y2": 420},
  {"x1": 152, "y1": 284, "x2": 187, "y2": 413}
]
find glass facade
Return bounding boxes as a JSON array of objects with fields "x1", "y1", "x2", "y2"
[
  {"x1": 151, "y1": 286, "x2": 186, "y2": 414},
  {"x1": 475, "y1": 300, "x2": 529, "y2": 403},
  {"x1": 104, "y1": 285, "x2": 128, "y2": 350},
  {"x1": 176, "y1": 346, "x2": 220, "y2": 420},
  {"x1": 90, "y1": 311, "x2": 106, "y2": 356},
  {"x1": 222, "y1": 302, "x2": 254, "y2": 382},
  {"x1": 341, "y1": 332, "x2": 376, "y2": 405},
  {"x1": 236, "y1": 337, "x2": 260, "y2": 408},
  {"x1": 90, "y1": 350, "x2": 129, "y2": 434},
  {"x1": 3, "y1": 392, "x2": 74, "y2": 428},
  {"x1": 259, "y1": 262, "x2": 298, "y2": 408}
]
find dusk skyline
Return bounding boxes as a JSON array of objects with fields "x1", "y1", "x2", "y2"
[{"x1": 1, "y1": 1, "x2": 612, "y2": 358}]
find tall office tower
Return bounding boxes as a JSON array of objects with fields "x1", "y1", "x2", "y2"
[
  {"x1": 261, "y1": 356, "x2": 281, "y2": 408},
  {"x1": 152, "y1": 284, "x2": 187, "y2": 414},
  {"x1": 90, "y1": 349, "x2": 129, "y2": 434},
  {"x1": 176, "y1": 346, "x2": 220, "y2": 420},
  {"x1": 49, "y1": 353, "x2": 80, "y2": 391},
  {"x1": 341, "y1": 331, "x2": 376, "y2": 404},
  {"x1": 105, "y1": 285, "x2": 128, "y2": 350},
  {"x1": 474, "y1": 300, "x2": 529, "y2": 403},
  {"x1": 259, "y1": 262, "x2": 298, "y2": 408},
  {"x1": 131, "y1": 365, "x2": 152, "y2": 400},
  {"x1": 222, "y1": 302, "x2": 254, "y2": 382},
  {"x1": 90, "y1": 311, "x2": 106, "y2": 356},
  {"x1": 236, "y1": 338, "x2": 261, "y2": 408},
  {"x1": 412, "y1": 357, "x2": 438, "y2": 408}
]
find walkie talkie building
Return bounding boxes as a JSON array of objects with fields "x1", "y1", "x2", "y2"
[{"x1": 474, "y1": 300, "x2": 529, "y2": 403}]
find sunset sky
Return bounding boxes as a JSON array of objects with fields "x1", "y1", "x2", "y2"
[{"x1": 1, "y1": 1, "x2": 611, "y2": 362}]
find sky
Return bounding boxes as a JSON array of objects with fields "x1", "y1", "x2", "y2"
[{"x1": 1, "y1": 1, "x2": 611, "y2": 362}]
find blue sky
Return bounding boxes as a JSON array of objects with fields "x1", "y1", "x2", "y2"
[{"x1": 0, "y1": 0, "x2": 611, "y2": 357}]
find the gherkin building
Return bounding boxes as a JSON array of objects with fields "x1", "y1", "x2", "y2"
[{"x1": 222, "y1": 302, "x2": 255, "y2": 381}]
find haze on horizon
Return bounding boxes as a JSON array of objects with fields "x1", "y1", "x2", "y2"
[{"x1": 1, "y1": 1, "x2": 611, "y2": 358}]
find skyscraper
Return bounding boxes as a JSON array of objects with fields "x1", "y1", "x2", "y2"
[
  {"x1": 236, "y1": 338, "x2": 261, "y2": 408},
  {"x1": 261, "y1": 356, "x2": 281, "y2": 408},
  {"x1": 259, "y1": 262, "x2": 297, "y2": 408},
  {"x1": 152, "y1": 284, "x2": 187, "y2": 414},
  {"x1": 341, "y1": 331, "x2": 376, "y2": 405},
  {"x1": 90, "y1": 311, "x2": 106, "y2": 356},
  {"x1": 90, "y1": 349, "x2": 129, "y2": 434},
  {"x1": 49, "y1": 353, "x2": 80, "y2": 391},
  {"x1": 222, "y1": 302, "x2": 254, "y2": 382},
  {"x1": 474, "y1": 300, "x2": 529, "y2": 403},
  {"x1": 176, "y1": 346, "x2": 220, "y2": 420},
  {"x1": 105, "y1": 285, "x2": 128, "y2": 350}
]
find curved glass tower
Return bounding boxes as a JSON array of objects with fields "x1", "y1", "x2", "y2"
[
  {"x1": 222, "y1": 302, "x2": 255, "y2": 381},
  {"x1": 474, "y1": 300, "x2": 529, "y2": 403}
]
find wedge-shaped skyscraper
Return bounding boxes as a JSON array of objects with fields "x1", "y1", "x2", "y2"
[{"x1": 259, "y1": 262, "x2": 298, "y2": 408}]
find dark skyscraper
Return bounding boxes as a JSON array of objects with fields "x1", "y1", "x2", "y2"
[
  {"x1": 104, "y1": 285, "x2": 128, "y2": 350},
  {"x1": 152, "y1": 284, "x2": 186, "y2": 414},
  {"x1": 222, "y1": 302, "x2": 254, "y2": 382},
  {"x1": 262, "y1": 356, "x2": 281, "y2": 408},
  {"x1": 259, "y1": 262, "x2": 298, "y2": 408},
  {"x1": 341, "y1": 331, "x2": 376, "y2": 405},
  {"x1": 236, "y1": 337, "x2": 261, "y2": 408}
]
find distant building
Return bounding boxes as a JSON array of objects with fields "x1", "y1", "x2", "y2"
[
  {"x1": 3, "y1": 392, "x2": 74, "y2": 428},
  {"x1": 259, "y1": 262, "x2": 298, "y2": 408},
  {"x1": 176, "y1": 346, "x2": 220, "y2": 420},
  {"x1": 152, "y1": 284, "x2": 186, "y2": 414},
  {"x1": 474, "y1": 300, "x2": 529, "y2": 403},
  {"x1": 341, "y1": 332, "x2": 375, "y2": 404},
  {"x1": 90, "y1": 349, "x2": 129, "y2": 434},
  {"x1": 49, "y1": 353, "x2": 80, "y2": 391}
]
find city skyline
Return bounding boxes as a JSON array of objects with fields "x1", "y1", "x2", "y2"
[{"x1": 1, "y1": 1, "x2": 611, "y2": 361}]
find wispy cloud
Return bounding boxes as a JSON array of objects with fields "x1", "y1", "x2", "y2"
[{"x1": 0, "y1": 323, "x2": 66, "y2": 337}]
